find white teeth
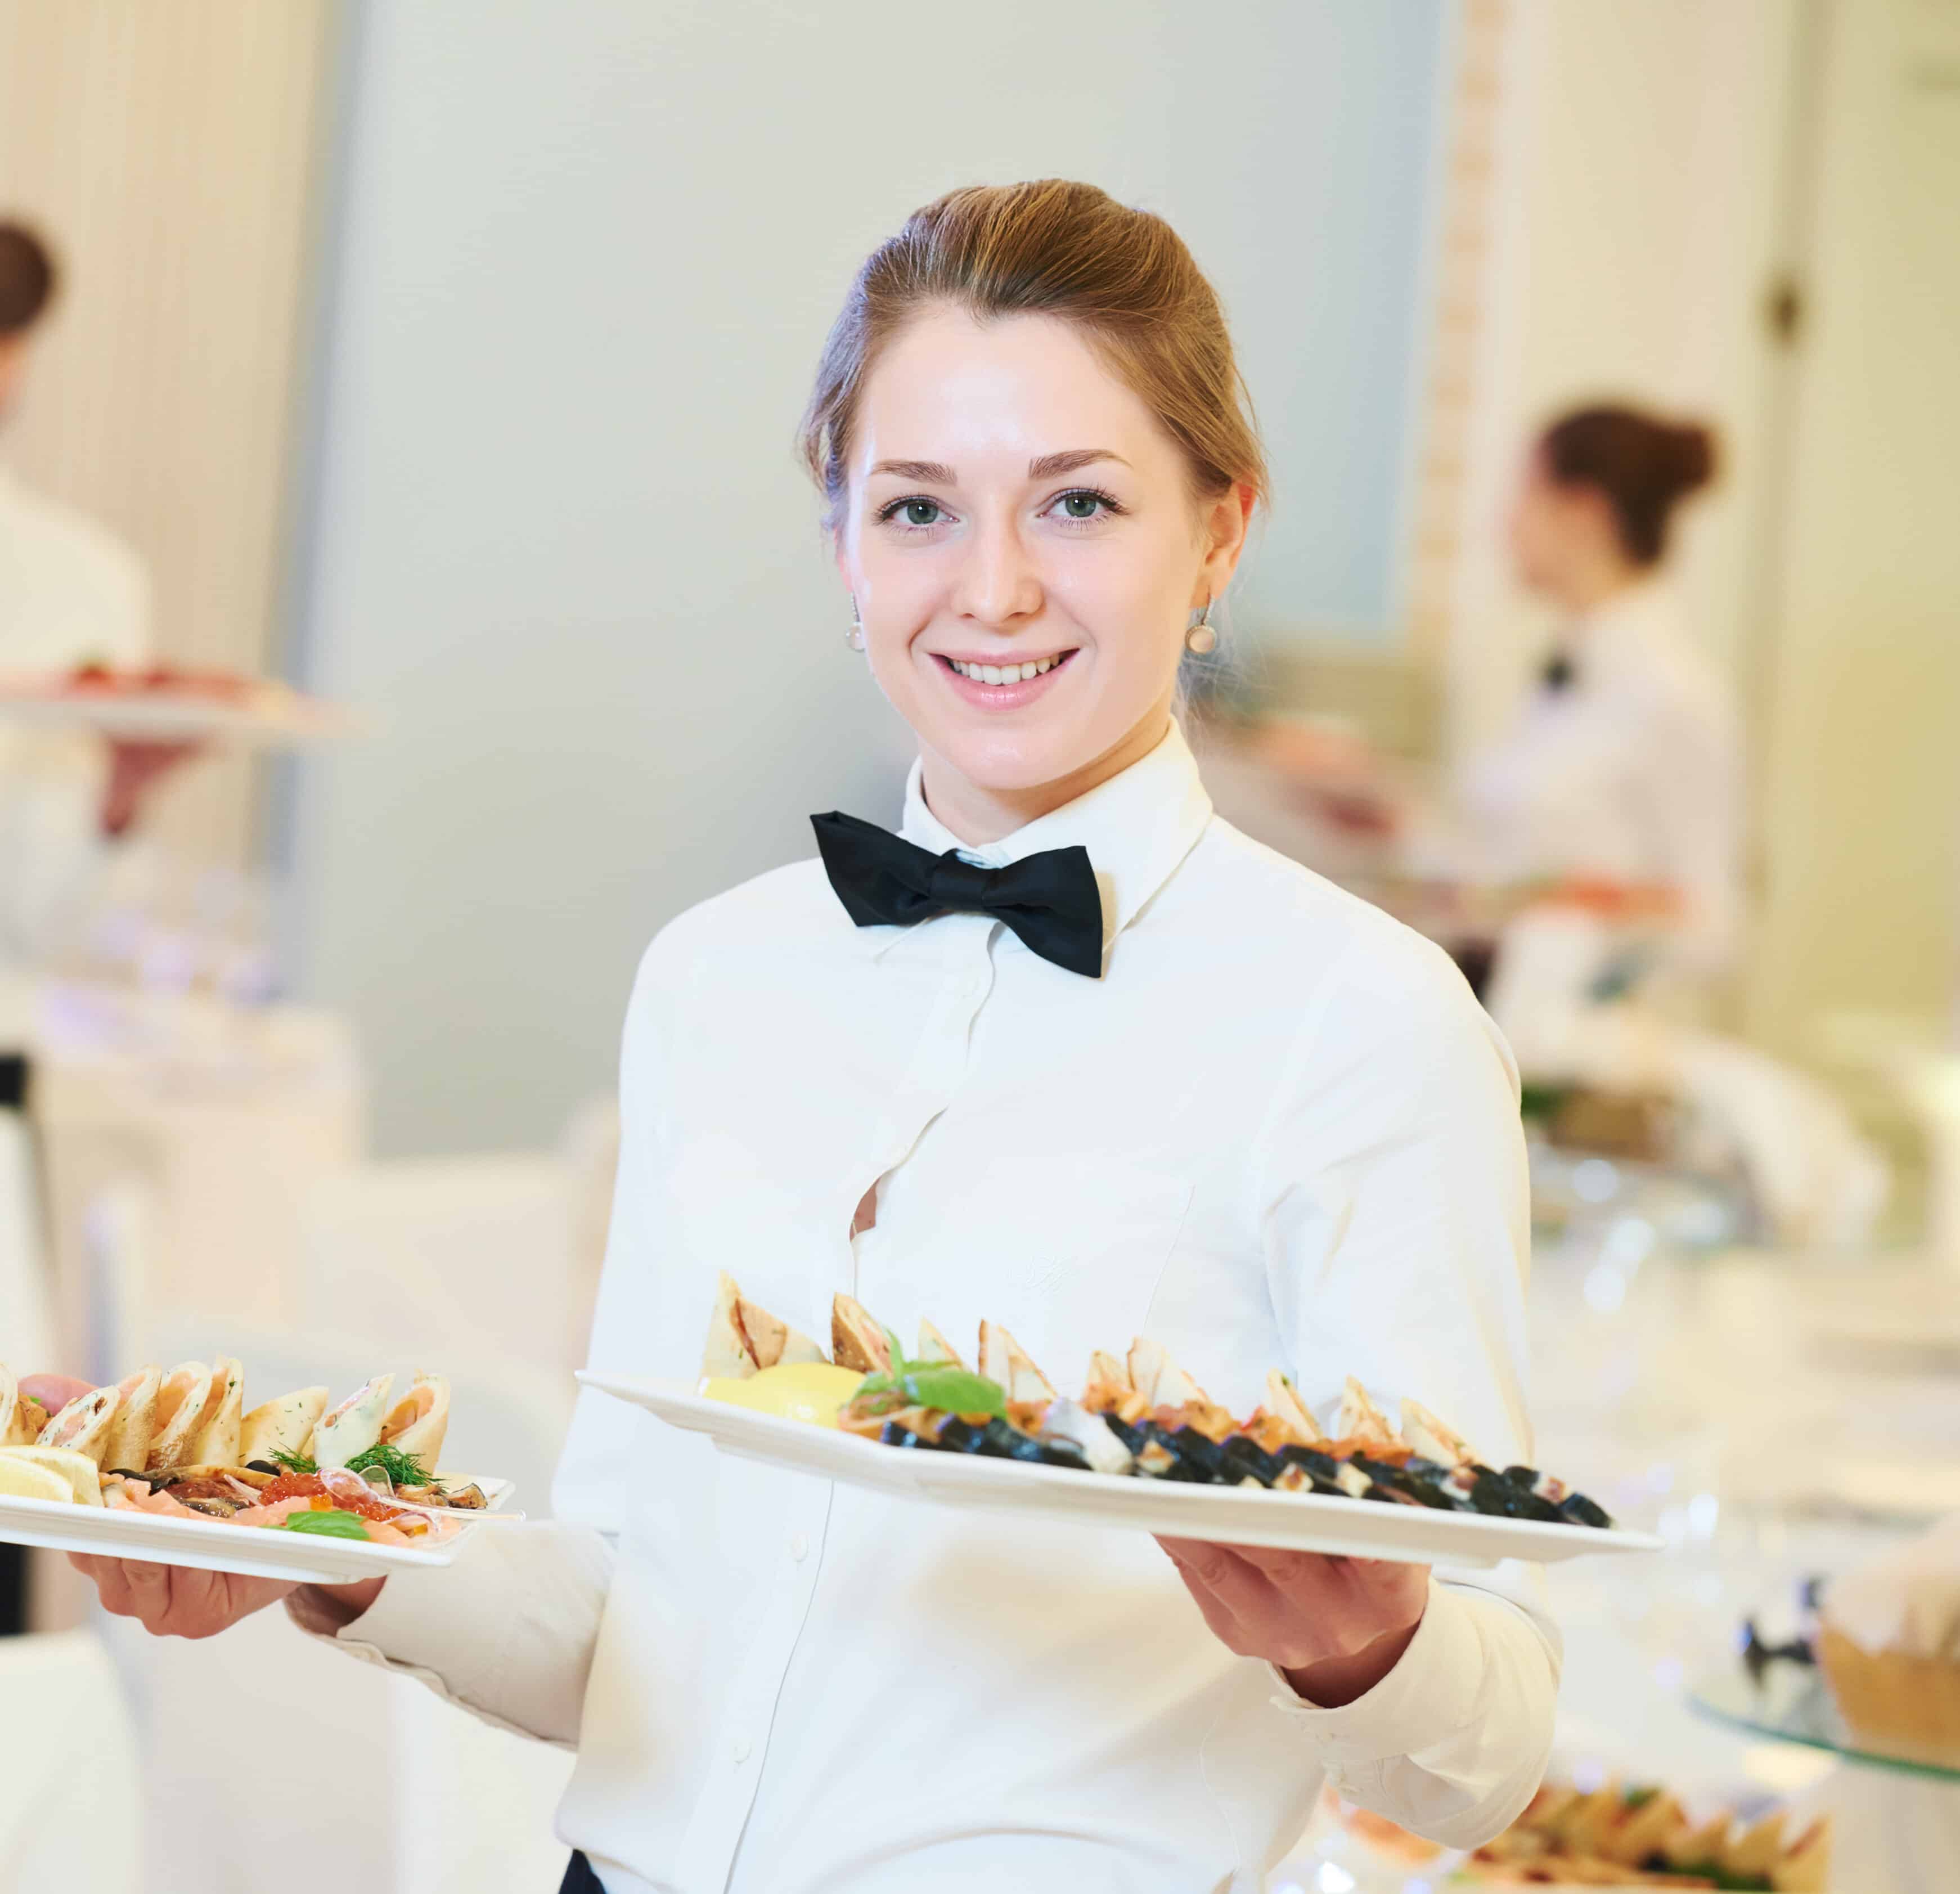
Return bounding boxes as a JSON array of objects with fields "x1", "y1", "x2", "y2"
[{"x1": 949, "y1": 655, "x2": 1066, "y2": 683}]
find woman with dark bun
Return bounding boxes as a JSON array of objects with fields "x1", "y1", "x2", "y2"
[{"x1": 1460, "y1": 403, "x2": 1735, "y2": 964}]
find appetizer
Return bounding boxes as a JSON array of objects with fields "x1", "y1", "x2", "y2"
[
  {"x1": 1444, "y1": 1778, "x2": 1832, "y2": 1889},
  {"x1": 699, "y1": 1282, "x2": 1616, "y2": 1531},
  {"x1": 0, "y1": 1356, "x2": 493, "y2": 1549}
]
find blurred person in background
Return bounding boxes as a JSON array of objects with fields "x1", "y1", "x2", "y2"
[
  {"x1": 1448, "y1": 405, "x2": 1733, "y2": 974},
  {"x1": 0, "y1": 218, "x2": 195, "y2": 972},
  {"x1": 69, "y1": 180, "x2": 1558, "y2": 1894},
  {"x1": 1257, "y1": 402, "x2": 1732, "y2": 986}
]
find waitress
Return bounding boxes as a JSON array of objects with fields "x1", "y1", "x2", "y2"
[
  {"x1": 0, "y1": 218, "x2": 195, "y2": 963},
  {"x1": 74, "y1": 181, "x2": 1557, "y2": 1894},
  {"x1": 1447, "y1": 405, "x2": 1736, "y2": 972}
]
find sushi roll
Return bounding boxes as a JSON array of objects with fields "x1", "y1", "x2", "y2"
[
  {"x1": 1038, "y1": 1399, "x2": 1132, "y2": 1476},
  {"x1": 1354, "y1": 1454, "x2": 1459, "y2": 1511},
  {"x1": 933, "y1": 1416, "x2": 989, "y2": 1454},
  {"x1": 1217, "y1": 1434, "x2": 1282, "y2": 1488},
  {"x1": 1557, "y1": 1491, "x2": 1613, "y2": 1529},
  {"x1": 1467, "y1": 1466, "x2": 1563, "y2": 1523},
  {"x1": 1131, "y1": 1422, "x2": 1216, "y2": 1484}
]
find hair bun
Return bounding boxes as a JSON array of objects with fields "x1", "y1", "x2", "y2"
[
  {"x1": 1540, "y1": 402, "x2": 1720, "y2": 566},
  {"x1": 1662, "y1": 421, "x2": 1716, "y2": 500}
]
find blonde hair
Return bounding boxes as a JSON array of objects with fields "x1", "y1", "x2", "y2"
[{"x1": 799, "y1": 179, "x2": 1267, "y2": 529}]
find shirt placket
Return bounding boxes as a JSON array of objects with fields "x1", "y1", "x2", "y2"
[
  {"x1": 848, "y1": 919, "x2": 995, "y2": 1287},
  {"x1": 668, "y1": 1475, "x2": 834, "y2": 1894},
  {"x1": 673, "y1": 919, "x2": 996, "y2": 1894}
]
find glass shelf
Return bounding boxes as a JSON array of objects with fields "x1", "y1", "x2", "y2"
[{"x1": 1690, "y1": 1666, "x2": 1960, "y2": 1784}]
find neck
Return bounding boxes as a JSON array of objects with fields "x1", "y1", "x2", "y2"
[
  {"x1": 1558, "y1": 558, "x2": 1646, "y2": 616},
  {"x1": 918, "y1": 699, "x2": 1174, "y2": 846}
]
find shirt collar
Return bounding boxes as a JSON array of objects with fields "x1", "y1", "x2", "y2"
[{"x1": 887, "y1": 717, "x2": 1213, "y2": 960}]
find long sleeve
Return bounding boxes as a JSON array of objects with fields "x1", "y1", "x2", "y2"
[
  {"x1": 294, "y1": 937, "x2": 684, "y2": 1744},
  {"x1": 1249, "y1": 923, "x2": 1560, "y2": 1847}
]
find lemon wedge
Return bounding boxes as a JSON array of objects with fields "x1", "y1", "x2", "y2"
[
  {"x1": 701, "y1": 1363, "x2": 864, "y2": 1428},
  {"x1": 0, "y1": 1455, "x2": 74, "y2": 1503},
  {"x1": 0, "y1": 1446, "x2": 102, "y2": 1506}
]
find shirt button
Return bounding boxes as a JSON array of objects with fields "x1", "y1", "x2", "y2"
[
  {"x1": 732, "y1": 1736, "x2": 752, "y2": 1763},
  {"x1": 790, "y1": 1533, "x2": 809, "y2": 1562}
]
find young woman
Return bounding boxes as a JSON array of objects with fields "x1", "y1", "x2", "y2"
[
  {"x1": 74, "y1": 181, "x2": 1556, "y2": 1894},
  {"x1": 1458, "y1": 405, "x2": 1736, "y2": 968}
]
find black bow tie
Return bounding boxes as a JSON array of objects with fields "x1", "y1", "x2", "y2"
[
  {"x1": 810, "y1": 810, "x2": 1104, "y2": 978},
  {"x1": 1540, "y1": 649, "x2": 1578, "y2": 693}
]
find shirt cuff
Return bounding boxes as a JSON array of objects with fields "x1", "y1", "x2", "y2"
[
  {"x1": 284, "y1": 1568, "x2": 568, "y2": 1748},
  {"x1": 1264, "y1": 1578, "x2": 1487, "y2": 1765}
]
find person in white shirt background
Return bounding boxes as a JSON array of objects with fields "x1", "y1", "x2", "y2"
[
  {"x1": 1449, "y1": 406, "x2": 1734, "y2": 976},
  {"x1": 0, "y1": 219, "x2": 198, "y2": 968},
  {"x1": 69, "y1": 180, "x2": 1557, "y2": 1893}
]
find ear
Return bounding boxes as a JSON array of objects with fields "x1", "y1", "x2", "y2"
[{"x1": 1192, "y1": 482, "x2": 1255, "y2": 607}]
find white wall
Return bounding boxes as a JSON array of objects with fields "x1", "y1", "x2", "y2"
[
  {"x1": 286, "y1": 0, "x2": 1446, "y2": 1152},
  {"x1": 1445, "y1": 0, "x2": 1801, "y2": 757},
  {"x1": 1745, "y1": 0, "x2": 1960, "y2": 1061}
]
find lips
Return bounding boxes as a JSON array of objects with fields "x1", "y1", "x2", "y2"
[{"x1": 930, "y1": 648, "x2": 1079, "y2": 712}]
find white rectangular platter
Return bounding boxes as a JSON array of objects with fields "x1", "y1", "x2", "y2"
[
  {"x1": 0, "y1": 1476, "x2": 515, "y2": 1585},
  {"x1": 583, "y1": 1374, "x2": 1663, "y2": 1569},
  {"x1": 0, "y1": 681, "x2": 356, "y2": 747}
]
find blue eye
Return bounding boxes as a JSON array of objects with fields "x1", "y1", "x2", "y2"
[
  {"x1": 1047, "y1": 487, "x2": 1123, "y2": 523},
  {"x1": 878, "y1": 496, "x2": 947, "y2": 529}
]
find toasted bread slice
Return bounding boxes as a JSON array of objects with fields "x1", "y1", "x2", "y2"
[
  {"x1": 702, "y1": 1274, "x2": 757, "y2": 1380},
  {"x1": 915, "y1": 1319, "x2": 966, "y2": 1369},
  {"x1": 831, "y1": 1294, "x2": 893, "y2": 1375},
  {"x1": 1556, "y1": 1785, "x2": 1622, "y2": 1858},
  {"x1": 1126, "y1": 1338, "x2": 1206, "y2": 1410},
  {"x1": 1722, "y1": 1812, "x2": 1786, "y2": 1878},
  {"x1": 1336, "y1": 1377, "x2": 1401, "y2": 1450},
  {"x1": 738, "y1": 1295, "x2": 825, "y2": 1371},
  {"x1": 700, "y1": 1274, "x2": 828, "y2": 1380},
  {"x1": 1399, "y1": 1397, "x2": 1477, "y2": 1469},
  {"x1": 1771, "y1": 1816, "x2": 1832, "y2": 1892},
  {"x1": 978, "y1": 1321, "x2": 1055, "y2": 1402},
  {"x1": 1599, "y1": 1791, "x2": 1684, "y2": 1865},
  {"x1": 1087, "y1": 1349, "x2": 1130, "y2": 1390},
  {"x1": 1262, "y1": 1369, "x2": 1325, "y2": 1444},
  {"x1": 1664, "y1": 1815, "x2": 1733, "y2": 1869}
]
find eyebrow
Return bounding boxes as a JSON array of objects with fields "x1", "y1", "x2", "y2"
[{"x1": 866, "y1": 450, "x2": 1130, "y2": 484}]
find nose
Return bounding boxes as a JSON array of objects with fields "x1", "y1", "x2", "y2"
[{"x1": 947, "y1": 511, "x2": 1043, "y2": 630}]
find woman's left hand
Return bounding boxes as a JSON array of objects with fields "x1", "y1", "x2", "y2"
[
  {"x1": 1158, "y1": 1537, "x2": 1429, "y2": 1707},
  {"x1": 99, "y1": 737, "x2": 203, "y2": 837}
]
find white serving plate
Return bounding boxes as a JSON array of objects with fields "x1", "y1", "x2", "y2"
[
  {"x1": 0, "y1": 1476, "x2": 515, "y2": 1584},
  {"x1": 0, "y1": 678, "x2": 357, "y2": 748},
  {"x1": 582, "y1": 1374, "x2": 1663, "y2": 1570}
]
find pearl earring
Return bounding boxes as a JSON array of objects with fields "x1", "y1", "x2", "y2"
[
  {"x1": 846, "y1": 599, "x2": 866, "y2": 651},
  {"x1": 1185, "y1": 598, "x2": 1219, "y2": 656}
]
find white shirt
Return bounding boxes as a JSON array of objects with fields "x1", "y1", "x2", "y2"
[
  {"x1": 310, "y1": 721, "x2": 1558, "y2": 1893},
  {"x1": 0, "y1": 464, "x2": 151, "y2": 961},
  {"x1": 1452, "y1": 582, "x2": 1741, "y2": 965}
]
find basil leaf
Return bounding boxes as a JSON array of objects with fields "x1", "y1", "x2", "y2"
[
  {"x1": 281, "y1": 1509, "x2": 371, "y2": 1540},
  {"x1": 897, "y1": 1368, "x2": 1006, "y2": 1417}
]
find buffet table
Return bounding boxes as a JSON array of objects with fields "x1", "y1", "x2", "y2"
[{"x1": 1283, "y1": 1237, "x2": 1960, "y2": 1891}]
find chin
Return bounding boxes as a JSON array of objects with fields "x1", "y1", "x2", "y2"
[{"x1": 934, "y1": 724, "x2": 1098, "y2": 794}]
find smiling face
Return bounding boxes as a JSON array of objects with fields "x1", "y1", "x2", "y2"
[{"x1": 835, "y1": 306, "x2": 1249, "y2": 840}]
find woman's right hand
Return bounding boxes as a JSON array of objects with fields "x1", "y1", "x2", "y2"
[{"x1": 68, "y1": 1555, "x2": 383, "y2": 1640}]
